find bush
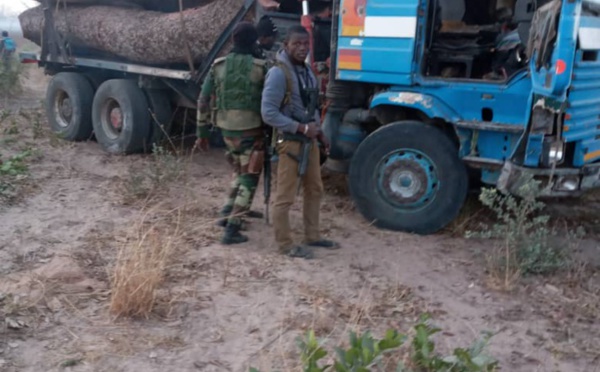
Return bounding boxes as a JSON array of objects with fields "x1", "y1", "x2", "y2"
[
  {"x1": 467, "y1": 178, "x2": 584, "y2": 287},
  {"x1": 0, "y1": 57, "x2": 23, "y2": 96},
  {"x1": 0, "y1": 150, "x2": 32, "y2": 202},
  {"x1": 251, "y1": 315, "x2": 498, "y2": 372}
]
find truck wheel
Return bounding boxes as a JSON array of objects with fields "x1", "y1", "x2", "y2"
[
  {"x1": 144, "y1": 89, "x2": 173, "y2": 149},
  {"x1": 349, "y1": 121, "x2": 468, "y2": 235},
  {"x1": 45, "y1": 72, "x2": 94, "y2": 141},
  {"x1": 92, "y1": 79, "x2": 150, "y2": 154},
  {"x1": 84, "y1": 73, "x2": 106, "y2": 91}
]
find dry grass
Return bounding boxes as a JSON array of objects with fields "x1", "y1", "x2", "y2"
[{"x1": 109, "y1": 207, "x2": 182, "y2": 319}]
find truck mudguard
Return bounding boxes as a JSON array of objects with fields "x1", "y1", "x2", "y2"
[{"x1": 369, "y1": 91, "x2": 460, "y2": 123}]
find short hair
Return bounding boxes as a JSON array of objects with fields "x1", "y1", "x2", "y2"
[
  {"x1": 233, "y1": 22, "x2": 258, "y2": 48},
  {"x1": 1, "y1": 31, "x2": 8, "y2": 37},
  {"x1": 285, "y1": 25, "x2": 309, "y2": 42},
  {"x1": 257, "y1": 16, "x2": 278, "y2": 38}
]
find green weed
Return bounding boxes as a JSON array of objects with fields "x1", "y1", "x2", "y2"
[
  {"x1": 0, "y1": 150, "x2": 33, "y2": 202},
  {"x1": 251, "y1": 315, "x2": 498, "y2": 372}
]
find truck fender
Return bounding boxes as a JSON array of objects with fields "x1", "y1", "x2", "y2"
[{"x1": 369, "y1": 91, "x2": 460, "y2": 123}]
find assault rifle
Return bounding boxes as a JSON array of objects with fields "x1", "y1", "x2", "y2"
[
  {"x1": 263, "y1": 128, "x2": 274, "y2": 224},
  {"x1": 286, "y1": 87, "x2": 320, "y2": 196}
]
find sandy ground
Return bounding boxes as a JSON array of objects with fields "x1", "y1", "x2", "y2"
[{"x1": 0, "y1": 64, "x2": 599, "y2": 372}]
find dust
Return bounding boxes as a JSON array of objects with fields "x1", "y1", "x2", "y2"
[{"x1": 0, "y1": 64, "x2": 598, "y2": 372}]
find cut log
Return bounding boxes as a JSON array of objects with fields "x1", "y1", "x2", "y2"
[
  {"x1": 33, "y1": 0, "x2": 215, "y2": 12},
  {"x1": 19, "y1": 0, "x2": 247, "y2": 65}
]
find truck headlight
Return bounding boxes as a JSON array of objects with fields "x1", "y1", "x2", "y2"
[{"x1": 548, "y1": 141, "x2": 564, "y2": 163}]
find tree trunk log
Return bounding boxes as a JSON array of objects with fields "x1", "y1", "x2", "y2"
[
  {"x1": 19, "y1": 0, "x2": 246, "y2": 65},
  {"x1": 33, "y1": 0, "x2": 214, "y2": 12}
]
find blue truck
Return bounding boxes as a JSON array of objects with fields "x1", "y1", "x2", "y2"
[
  {"x1": 23, "y1": 0, "x2": 600, "y2": 234},
  {"x1": 322, "y1": 0, "x2": 600, "y2": 234}
]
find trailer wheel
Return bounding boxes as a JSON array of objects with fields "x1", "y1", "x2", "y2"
[
  {"x1": 144, "y1": 89, "x2": 173, "y2": 149},
  {"x1": 349, "y1": 121, "x2": 468, "y2": 235},
  {"x1": 92, "y1": 79, "x2": 150, "y2": 154},
  {"x1": 45, "y1": 73, "x2": 94, "y2": 141},
  {"x1": 84, "y1": 73, "x2": 106, "y2": 91}
]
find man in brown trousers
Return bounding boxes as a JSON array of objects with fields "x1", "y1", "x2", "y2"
[{"x1": 261, "y1": 26, "x2": 338, "y2": 259}]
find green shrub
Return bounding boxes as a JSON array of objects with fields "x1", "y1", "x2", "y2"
[
  {"x1": 467, "y1": 178, "x2": 584, "y2": 286},
  {"x1": 251, "y1": 315, "x2": 498, "y2": 372}
]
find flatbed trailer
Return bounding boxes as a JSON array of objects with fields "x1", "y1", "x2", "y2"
[{"x1": 20, "y1": 0, "x2": 331, "y2": 153}]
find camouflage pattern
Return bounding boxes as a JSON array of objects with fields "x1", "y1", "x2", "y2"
[
  {"x1": 222, "y1": 134, "x2": 263, "y2": 227},
  {"x1": 197, "y1": 53, "x2": 267, "y2": 136}
]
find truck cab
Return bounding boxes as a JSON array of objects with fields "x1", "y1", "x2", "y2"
[{"x1": 321, "y1": 0, "x2": 600, "y2": 234}]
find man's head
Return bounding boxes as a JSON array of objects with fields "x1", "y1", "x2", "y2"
[
  {"x1": 1, "y1": 31, "x2": 8, "y2": 38},
  {"x1": 257, "y1": 16, "x2": 278, "y2": 51},
  {"x1": 284, "y1": 26, "x2": 310, "y2": 65},
  {"x1": 233, "y1": 22, "x2": 258, "y2": 50}
]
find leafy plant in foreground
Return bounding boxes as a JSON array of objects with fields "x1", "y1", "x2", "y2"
[{"x1": 251, "y1": 315, "x2": 497, "y2": 372}]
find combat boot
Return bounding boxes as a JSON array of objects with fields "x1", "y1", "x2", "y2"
[
  {"x1": 216, "y1": 219, "x2": 247, "y2": 230},
  {"x1": 221, "y1": 224, "x2": 248, "y2": 245}
]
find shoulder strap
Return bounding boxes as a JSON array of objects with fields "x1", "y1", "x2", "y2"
[
  {"x1": 213, "y1": 56, "x2": 227, "y2": 65},
  {"x1": 253, "y1": 58, "x2": 267, "y2": 67},
  {"x1": 274, "y1": 61, "x2": 293, "y2": 107}
]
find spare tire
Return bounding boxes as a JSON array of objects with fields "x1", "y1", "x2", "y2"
[
  {"x1": 45, "y1": 72, "x2": 94, "y2": 141},
  {"x1": 92, "y1": 79, "x2": 150, "y2": 154}
]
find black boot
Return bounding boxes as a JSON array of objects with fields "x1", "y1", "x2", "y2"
[
  {"x1": 217, "y1": 219, "x2": 247, "y2": 231},
  {"x1": 221, "y1": 224, "x2": 248, "y2": 245},
  {"x1": 245, "y1": 210, "x2": 264, "y2": 219}
]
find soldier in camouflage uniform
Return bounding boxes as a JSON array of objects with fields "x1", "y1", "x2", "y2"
[{"x1": 196, "y1": 22, "x2": 268, "y2": 245}]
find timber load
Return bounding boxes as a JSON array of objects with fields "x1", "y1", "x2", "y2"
[
  {"x1": 31, "y1": 0, "x2": 215, "y2": 13},
  {"x1": 19, "y1": 0, "x2": 248, "y2": 65}
]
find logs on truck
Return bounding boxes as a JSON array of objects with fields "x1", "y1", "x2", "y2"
[
  {"x1": 19, "y1": 0, "x2": 248, "y2": 66},
  {"x1": 31, "y1": 0, "x2": 213, "y2": 12}
]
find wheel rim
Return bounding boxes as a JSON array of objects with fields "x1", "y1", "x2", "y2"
[
  {"x1": 101, "y1": 98, "x2": 124, "y2": 140},
  {"x1": 54, "y1": 90, "x2": 73, "y2": 128},
  {"x1": 377, "y1": 149, "x2": 439, "y2": 210}
]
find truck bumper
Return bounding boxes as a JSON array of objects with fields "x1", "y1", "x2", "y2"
[{"x1": 497, "y1": 161, "x2": 600, "y2": 197}]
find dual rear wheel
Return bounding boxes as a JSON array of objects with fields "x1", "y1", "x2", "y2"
[{"x1": 45, "y1": 73, "x2": 172, "y2": 154}]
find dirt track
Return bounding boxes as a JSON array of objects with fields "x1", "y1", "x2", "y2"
[{"x1": 0, "y1": 65, "x2": 599, "y2": 372}]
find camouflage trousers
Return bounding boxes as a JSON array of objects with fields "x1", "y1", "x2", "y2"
[{"x1": 222, "y1": 134, "x2": 264, "y2": 227}]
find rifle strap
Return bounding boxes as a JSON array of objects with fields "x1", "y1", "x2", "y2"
[{"x1": 274, "y1": 60, "x2": 293, "y2": 108}]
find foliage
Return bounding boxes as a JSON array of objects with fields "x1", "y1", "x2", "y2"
[
  {"x1": 467, "y1": 177, "x2": 581, "y2": 281},
  {"x1": 251, "y1": 315, "x2": 497, "y2": 372},
  {"x1": 401, "y1": 315, "x2": 498, "y2": 372},
  {"x1": 0, "y1": 150, "x2": 32, "y2": 202},
  {"x1": 0, "y1": 150, "x2": 31, "y2": 176},
  {"x1": 123, "y1": 144, "x2": 184, "y2": 203},
  {"x1": 0, "y1": 57, "x2": 23, "y2": 96}
]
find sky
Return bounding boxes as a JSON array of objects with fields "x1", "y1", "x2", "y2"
[
  {"x1": 0, "y1": 0, "x2": 37, "y2": 16},
  {"x1": 0, "y1": 0, "x2": 37, "y2": 33}
]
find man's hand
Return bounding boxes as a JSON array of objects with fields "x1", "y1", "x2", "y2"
[
  {"x1": 194, "y1": 138, "x2": 210, "y2": 152},
  {"x1": 303, "y1": 122, "x2": 320, "y2": 139}
]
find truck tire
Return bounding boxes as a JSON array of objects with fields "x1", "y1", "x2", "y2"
[
  {"x1": 144, "y1": 89, "x2": 173, "y2": 149},
  {"x1": 84, "y1": 73, "x2": 106, "y2": 91},
  {"x1": 45, "y1": 72, "x2": 94, "y2": 141},
  {"x1": 349, "y1": 121, "x2": 468, "y2": 235},
  {"x1": 92, "y1": 79, "x2": 150, "y2": 154}
]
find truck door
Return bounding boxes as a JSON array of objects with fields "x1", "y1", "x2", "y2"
[
  {"x1": 528, "y1": 0, "x2": 600, "y2": 167},
  {"x1": 336, "y1": 0, "x2": 420, "y2": 86},
  {"x1": 527, "y1": 0, "x2": 580, "y2": 100}
]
